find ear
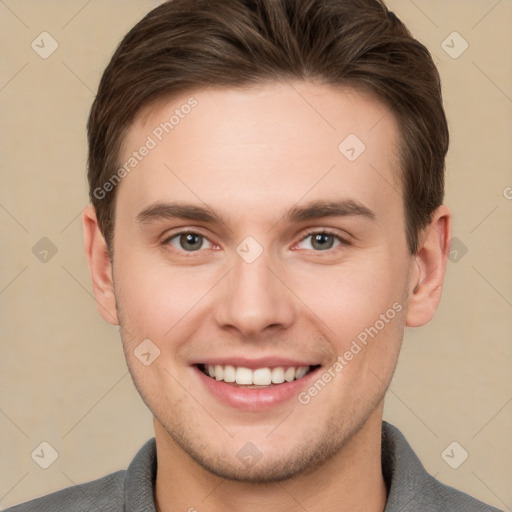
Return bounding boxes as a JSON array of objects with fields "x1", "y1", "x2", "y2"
[
  {"x1": 406, "y1": 205, "x2": 451, "y2": 327},
  {"x1": 82, "y1": 205, "x2": 119, "y2": 325}
]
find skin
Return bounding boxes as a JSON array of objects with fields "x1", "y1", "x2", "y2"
[{"x1": 83, "y1": 80, "x2": 451, "y2": 512}]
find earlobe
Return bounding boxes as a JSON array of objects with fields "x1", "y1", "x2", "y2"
[
  {"x1": 82, "y1": 205, "x2": 119, "y2": 325},
  {"x1": 406, "y1": 205, "x2": 451, "y2": 327}
]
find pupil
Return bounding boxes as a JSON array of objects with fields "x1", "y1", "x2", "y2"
[
  {"x1": 181, "y1": 233, "x2": 202, "y2": 251},
  {"x1": 312, "y1": 233, "x2": 333, "y2": 250}
]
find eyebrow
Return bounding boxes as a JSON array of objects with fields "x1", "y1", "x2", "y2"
[
  {"x1": 136, "y1": 202, "x2": 225, "y2": 225},
  {"x1": 284, "y1": 200, "x2": 375, "y2": 223},
  {"x1": 135, "y1": 199, "x2": 375, "y2": 226}
]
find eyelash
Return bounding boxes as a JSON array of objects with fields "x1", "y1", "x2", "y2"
[
  {"x1": 298, "y1": 228, "x2": 350, "y2": 252},
  {"x1": 162, "y1": 228, "x2": 350, "y2": 256}
]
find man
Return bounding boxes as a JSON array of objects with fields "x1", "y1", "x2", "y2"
[{"x1": 6, "y1": 0, "x2": 502, "y2": 510}]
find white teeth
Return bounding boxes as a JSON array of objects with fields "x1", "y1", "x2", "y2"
[
  {"x1": 204, "y1": 364, "x2": 312, "y2": 385},
  {"x1": 214, "y1": 365, "x2": 224, "y2": 381},
  {"x1": 295, "y1": 366, "x2": 308, "y2": 379},
  {"x1": 284, "y1": 367, "x2": 295, "y2": 382},
  {"x1": 271, "y1": 367, "x2": 285, "y2": 384},
  {"x1": 223, "y1": 365, "x2": 236, "y2": 383},
  {"x1": 253, "y1": 368, "x2": 272, "y2": 386},
  {"x1": 235, "y1": 367, "x2": 253, "y2": 385}
]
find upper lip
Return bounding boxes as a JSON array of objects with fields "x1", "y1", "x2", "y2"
[{"x1": 192, "y1": 357, "x2": 321, "y2": 369}]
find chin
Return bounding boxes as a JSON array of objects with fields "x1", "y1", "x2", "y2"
[{"x1": 159, "y1": 412, "x2": 353, "y2": 483}]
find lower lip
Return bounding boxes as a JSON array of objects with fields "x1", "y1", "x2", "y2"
[{"x1": 193, "y1": 366, "x2": 321, "y2": 411}]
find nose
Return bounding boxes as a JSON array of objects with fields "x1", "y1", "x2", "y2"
[{"x1": 214, "y1": 251, "x2": 296, "y2": 338}]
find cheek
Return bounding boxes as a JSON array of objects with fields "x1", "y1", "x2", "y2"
[
  {"x1": 112, "y1": 252, "x2": 217, "y2": 342},
  {"x1": 289, "y1": 252, "x2": 407, "y2": 343}
]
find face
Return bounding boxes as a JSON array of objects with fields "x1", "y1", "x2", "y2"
[{"x1": 104, "y1": 81, "x2": 418, "y2": 481}]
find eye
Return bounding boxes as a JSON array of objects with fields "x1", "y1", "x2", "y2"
[
  {"x1": 165, "y1": 231, "x2": 214, "y2": 252},
  {"x1": 297, "y1": 231, "x2": 346, "y2": 251}
]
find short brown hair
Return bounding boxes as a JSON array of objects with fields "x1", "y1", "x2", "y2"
[{"x1": 87, "y1": 0, "x2": 448, "y2": 255}]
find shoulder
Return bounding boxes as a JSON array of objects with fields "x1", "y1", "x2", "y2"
[
  {"x1": 4, "y1": 437, "x2": 157, "y2": 512},
  {"x1": 3, "y1": 470, "x2": 126, "y2": 512},
  {"x1": 428, "y1": 474, "x2": 503, "y2": 512},
  {"x1": 382, "y1": 422, "x2": 503, "y2": 512}
]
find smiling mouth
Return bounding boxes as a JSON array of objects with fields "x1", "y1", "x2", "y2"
[{"x1": 196, "y1": 363, "x2": 321, "y2": 388}]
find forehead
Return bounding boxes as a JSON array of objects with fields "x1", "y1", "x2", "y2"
[{"x1": 116, "y1": 80, "x2": 402, "y2": 223}]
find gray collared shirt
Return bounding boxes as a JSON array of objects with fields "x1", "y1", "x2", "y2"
[{"x1": 5, "y1": 422, "x2": 503, "y2": 511}]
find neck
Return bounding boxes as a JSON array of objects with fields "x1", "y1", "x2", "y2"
[{"x1": 154, "y1": 409, "x2": 388, "y2": 512}]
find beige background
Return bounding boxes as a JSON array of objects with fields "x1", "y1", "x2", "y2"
[{"x1": 0, "y1": 0, "x2": 511, "y2": 509}]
